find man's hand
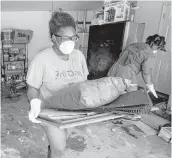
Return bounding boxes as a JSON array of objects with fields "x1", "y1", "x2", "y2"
[{"x1": 28, "y1": 98, "x2": 41, "y2": 123}]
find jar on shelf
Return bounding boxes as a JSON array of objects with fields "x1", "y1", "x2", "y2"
[
  {"x1": 4, "y1": 53, "x2": 9, "y2": 61},
  {"x1": 8, "y1": 63, "x2": 12, "y2": 70},
  {"x1": 19, "y1": 74, "x2": 23, "y2": 80},
  {"x1": 5, "y1": 64, "x2": 8, "y2": 70},
  {"x1": 14, "y1": 55, "x2": 18, "y2": 61},
  {"x1": 11, "y1": 65, "x2": 16, "y2": 70},
  {"x1": 9, "y1": 55, "x2": 15, "y2": 61}
]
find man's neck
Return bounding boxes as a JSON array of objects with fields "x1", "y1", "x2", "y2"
[{"x1": 52, "y1": 45, "x2": 69, "y2": 61}]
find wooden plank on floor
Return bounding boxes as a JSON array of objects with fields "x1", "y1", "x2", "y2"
[
  {"x1": 141, "y1": 114, "x2": 170, "y2": 130},
  {"x1": 59, "y1": 114, "x2": 125, "y2": 129},
  {"x1": 134, "y1": 120, "x2": 158, "y2": 136}
]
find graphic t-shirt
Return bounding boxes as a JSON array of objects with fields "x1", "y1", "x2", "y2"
[{"x1": 26, "y1": 48, "x2": 89, "y2": 102}]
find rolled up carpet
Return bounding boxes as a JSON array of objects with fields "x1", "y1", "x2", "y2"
[
  {"x1": 86, "y1": 89, "x2": 153, "y2": 114},
  {"x1": 43, "y1": 77, "x2": 127, "y2": 110},
  {"x1": 43, "y1": 77, "x2": 152, "y2": 114}
]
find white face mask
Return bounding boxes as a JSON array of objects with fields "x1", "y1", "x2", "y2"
[
  {"x1": 152, "y1": 50, "x2": 158, "y2": 54},
  {"x1": 59, "y1": 40, "x2": 75, "y2": 55}
]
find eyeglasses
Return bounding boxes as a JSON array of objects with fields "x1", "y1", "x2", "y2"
[
  {"x1": 54, "y1": 34, "x2": 79, "y2": 42},
  {"x1": 154, "y1": 44, "x2": 166, "y2": 52}
]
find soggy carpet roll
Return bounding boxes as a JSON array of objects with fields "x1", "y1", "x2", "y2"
[{"x1": 45, "y1": 77, "x2": 127, "y2": 110}]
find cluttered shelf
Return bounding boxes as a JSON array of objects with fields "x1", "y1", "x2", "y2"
[
  {"x1": 3, "y1": 62, "x2": 26, "y2": 74},
  {"x1": 4, "y1": 60, "x2": 25, "y2": 63},
  {"x1": 1, "y1": 29, "x2": 32, "y2": 98},
  {"x1": 5, "y1": 69, "x2": 25, "y2": 73}
]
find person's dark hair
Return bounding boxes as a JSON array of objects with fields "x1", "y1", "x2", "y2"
[
  {"x1": 49, "y1": 11, "x2": 76, "y2": 38},
  {"x1": 145, "y1": 34, "x2": 166, "y2": 51}
]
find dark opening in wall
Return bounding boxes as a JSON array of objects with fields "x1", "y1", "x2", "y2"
[{"x1": 87, "y1": 22, "x2": 126, "y2": 80}]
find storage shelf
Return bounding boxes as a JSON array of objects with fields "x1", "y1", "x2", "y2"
[
  {"x1": 4, "y1": 60, "x2": 25, "y2": 63},
  {"x1": 6, "y1": 69, "x2": 24, "y2": 71},
  {"x1": 3, "y1": 43, "x2": 26, "y2": 48},
  {"x1": 5, "y1": 69, "x2": 25, "y2": 74}
]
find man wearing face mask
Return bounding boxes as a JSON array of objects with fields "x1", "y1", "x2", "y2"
[
  {"x1": 26, "y1": 11, "x2": 89, "y2": 158},
  {"x1": 108, "y1": 34, "x2": 166, "y2": 98}
]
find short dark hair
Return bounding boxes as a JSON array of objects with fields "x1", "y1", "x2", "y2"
[
  {"x1": 49, "y1": 11, "x2": 76, "y2": 38},
  {"x1": 145, "y1": 34, "x2": 166, "y2": 51}
]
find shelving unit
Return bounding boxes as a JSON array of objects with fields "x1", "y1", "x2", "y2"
[
  {"x1": 1, "y1": 32, "x2": 31, "y2": 98},
  {"x1": 2, "y1": 43, "x2": 28, "y2": 83}
]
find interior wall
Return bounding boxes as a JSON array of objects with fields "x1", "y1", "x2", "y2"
[
  {"x1": 1, "y1": 1, "x2": 103, "y2": 11},
  {"x1": 134, "y1": 1, "x2": 165, "y2": 42},
  {"x1": 1, "y1": 10, "x2": 94, "y2": 64},
  {"x1": 1, "y1": 11, "x2": 52, "y2": 64}
]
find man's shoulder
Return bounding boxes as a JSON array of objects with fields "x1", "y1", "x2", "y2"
[
  {"x1": 71, "y1": 49, "x2": 85, "y2": 59},
  {"x1": 72, "y1": 49, "x2": 83, "y2": 55},
  {"x1": 33, "y1": 47, "x2": 54, "y2": 61}
]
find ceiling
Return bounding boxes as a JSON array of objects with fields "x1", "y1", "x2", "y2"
[{"x1": 1, "y1": 1, "x2": 104, "y2": 11}]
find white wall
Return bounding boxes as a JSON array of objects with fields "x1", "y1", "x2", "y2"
[
  {"x1": 134, "y1": 1, "x2": 165, "y2": 87},
  {"x1": 1, "y1": 11, "x2": 53, "y2": 64},
  {"x1": 1, "y1": 1, "x2": 103, "y2": 11},
  {"x1": 134, "y1": 1, "x2": 165, "y2": 42}
]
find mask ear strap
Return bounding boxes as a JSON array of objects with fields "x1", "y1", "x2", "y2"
[{"x1": 53, "y1": 35, "x2": 60, "y2": 47}]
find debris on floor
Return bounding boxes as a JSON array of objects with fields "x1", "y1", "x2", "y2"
[
  {"x1": 158, "y1": 125, "x2": 172, "y2": 143},
  {"x1": 152, "y1": 101, "x2": 171, "y2": 121},
  {"x1": 111, "y1": 118, "x2": 157, "y2": 138},
  {"x1": 119, "y1": 124, "x2": 146, "y2": 138},
  {"x1": 140, "y1": 114, "x2": 170, "y2": 130},
  {"x1": 1, "y1": 83, "x2": 171, "y2": 158}
]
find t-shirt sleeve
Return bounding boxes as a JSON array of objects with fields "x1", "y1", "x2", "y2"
[
  {"x1": 141, "y1": 56, "x2": 155, "y2": 74},
  {"x1": 26, "y1": 55, "x2": 44, "y2": 89}
]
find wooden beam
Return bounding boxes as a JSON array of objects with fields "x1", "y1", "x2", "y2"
[
  {"x1": 37, "y1": 117, "x2": 60, "y2": 128},
  {"x1": 59, "y1": 114, "x2": 125, "y2": 129},
  {"x1": 39, "y1": 109, "x2": 96, "y2": 117},
  {"x1": 37, "y1": 112, "x2": 125, "y2": 129},
  {"x1": 61, "y1": 112, "x2": 114, "y2": 124}
]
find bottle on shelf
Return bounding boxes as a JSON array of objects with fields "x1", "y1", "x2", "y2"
[
  {"x1": 5, "y1": 64, "x2": 8, "y2": 70},
  {"x1": 7, "y1": 63, "x2": 11, "y2": 70},
  {"x1": 11, "y1": 64, "x2": 16, "y2": 70},
  {"x1": 4, "y1": 53, "x2": 9, "y2": 61}
]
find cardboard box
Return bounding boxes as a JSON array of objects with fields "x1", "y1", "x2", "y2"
[
  {"x1": 1, "y1": 30, "x2": 14, "y2": 44},
  {"x1": 104, "y1": 1, "x2": 131, "y2": 23},
  {"x1": 13, "y1": 29, "x2": 33, "y2": 44},
  {"x1": 1, "y1": 29, "x2": 33, "y2": 44}
]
